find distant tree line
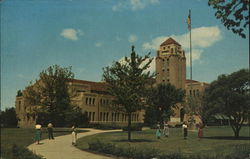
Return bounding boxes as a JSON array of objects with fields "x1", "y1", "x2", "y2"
[{"x1": 0, "y1": 107, "x2": 18, "y2": 127}]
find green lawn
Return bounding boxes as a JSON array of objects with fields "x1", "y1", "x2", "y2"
[
  {"x1": 0, "y1": 128, "x2": 87, "y2": 159},
  {"x1": 76, "y1": 126, "x2": 250, "y2": 157}
]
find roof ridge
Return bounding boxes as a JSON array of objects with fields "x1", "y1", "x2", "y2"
[{"x1": 160, "y1": 37, "x2": 181, "y2": 46}]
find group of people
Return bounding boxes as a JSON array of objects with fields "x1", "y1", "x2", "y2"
[
  {"x1": 34, "y1": 122, "x2": 78, "y2": 145},
  {"x1": 155, "y1": 121, "x2": 204, "y2": 140}
]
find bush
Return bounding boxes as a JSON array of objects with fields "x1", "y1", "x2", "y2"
[
  {"x1": 87, "y1": 123, "x2": 123, "y2": 130},
  {"x1": 88, "y1": 140, "x2": 158, "y2": 159},
  {"x1": 88, "y1": 140, "x2": 250, "y2": 159}
]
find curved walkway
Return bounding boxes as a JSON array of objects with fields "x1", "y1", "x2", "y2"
[{"x1": 28, "y1": 128, "x2": 121, "y2": 159}]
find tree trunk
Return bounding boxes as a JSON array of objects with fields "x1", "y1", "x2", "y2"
[
  {"x1": 128, "y1": 112, "x2": 131, "y2": 141},
  {"x1": 234, "y1": 128, "x2": 240, "y2": 138}
]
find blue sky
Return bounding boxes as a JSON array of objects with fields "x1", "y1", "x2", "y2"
[{"x1": 1, "y1": 0, "x2": 249, "y2": 110}]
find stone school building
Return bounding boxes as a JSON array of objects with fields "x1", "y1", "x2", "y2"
[{"x1": 16, "y1": 38, "x2": 208, "y2": 128}]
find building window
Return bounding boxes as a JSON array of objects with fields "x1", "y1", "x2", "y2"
[
  {"x1": 86, "y1": 98, "x2": 88, "y2": 105},
  {"x1": 92, "y1": 112, "x2": 95, "y2": 121},
  {"x1": 89, "y1": 112, "x2": 92, "y2": 121},
  {"x1": 193, "y1": 90, "x2": 196, "y2": 96},
  {"x1": 189, "y1": 90, "x2": 192, "y2": 96},
  {"x1": 100, "y1": 112, "x2": 102, "y2": 121},
  {"x1": 122, "y1": 114, "x2": 124, "y2": 121},
  {"x1": 112, "y1": 113, "x2": 114, "y2": 121},
  {"x1": 163, "y1": 47, "x2": 165, "y2": 50},
  {"x1": 103, "y1": 112, "x2": 106, "y2": 121},
  {"x1": 106, "y1": 113, "x2": 109, "y2": 121},
  {"x1": 89, "y1": 98, "x2": 92, "y2": 105},
  {"x1": 92, "y1": 98, "x2": 95, "y2": 105},
  {"x1": 114, "y1": 113, "x2": 116, "y2": 121},
  {"x1": 117, "y1": 113, "x2": 120, "y2": 121},
  {"x1": 171, "y1": 48, "x2": 173, "y2": 53}
]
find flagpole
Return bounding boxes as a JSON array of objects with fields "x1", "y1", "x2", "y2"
[{"x1": 189, "y1": 9, "x2": 192, "y2": 94}]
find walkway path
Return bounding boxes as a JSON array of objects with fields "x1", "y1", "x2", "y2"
[{"x1": 28, "y1": 128, "x2": 121, "y2": 159}]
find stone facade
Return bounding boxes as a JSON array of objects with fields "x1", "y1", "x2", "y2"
[
  {"x1": 156, "y1": 37, "x2": 186, "y2": 89},
  {"x1": 15, "y1": 37, "x2": 208, "y2": 128},
  {"x1": 16, "y1": 79, "x2": 144, "y2": 128}
]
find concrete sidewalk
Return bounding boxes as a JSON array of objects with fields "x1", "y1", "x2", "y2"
[{"x1": 28, "y1": 128, "x2": 121, "y2": 159}]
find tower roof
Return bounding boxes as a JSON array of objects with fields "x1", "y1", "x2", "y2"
[{"x1": 160, "y1": 37, "x2": 181, "y2": 46}]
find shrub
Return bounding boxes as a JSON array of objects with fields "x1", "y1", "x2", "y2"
[
  {"x1": 87, "y1": 123, "x2": 123, "y2": 130},
  {"x1": 88, "y1": 140, "x2": 158, "y2": 159},
  {"x1": 88, "y1": 140, "x2": 250, "y2": 159}
]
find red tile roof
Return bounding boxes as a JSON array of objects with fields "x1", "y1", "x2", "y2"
[
  {"x1": 186, "y1": 79, "x2": 199, "y2": 83},
  {"x1": 160, "y1": 37, "x2": 181, "y2": 46},
  {"x1": 70, "y1": 79, "x2": 109, "y2": 93}
]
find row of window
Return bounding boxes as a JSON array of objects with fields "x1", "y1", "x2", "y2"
[
  {"x1": 162, "y1": 47, "x2": 180, "y2": 54},
  {"x1": 86, "y1": 111, "x2": 139, "y2": 122},
  {"x1": 189, "y1": 89, "x2": 200, "y2": 96},
  {"x1": 85, "y1": 98, "x2": 110, "y2": 106}
]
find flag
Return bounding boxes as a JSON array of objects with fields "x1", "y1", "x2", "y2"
[{"x1": 186, "y1": 10, "x2": 191, "y2": 31}]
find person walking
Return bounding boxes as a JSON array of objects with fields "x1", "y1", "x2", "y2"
[
  {"x1": 198, "y1": 122, "x2": 203, "y2": 140},
  {"x1": 71, "y1": 126, "x2": 77, "y2": 145},
  {"x1": 155, "y1": 122, "x2": 161, "y2": 139},
  {"x1": 163, "y1": 122, "x2": 169, "y2": 137},
  {"x1": 35, "y1": 124, "x2": 42, "y2": 144},
  {"x1": 182, "y1": 122, "x2": 188, "y2": 139},
  {"x1": 47, "y1": 122, "x2": 54, "y2": 140}
]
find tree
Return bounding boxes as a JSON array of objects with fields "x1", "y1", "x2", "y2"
[
  {"x1": 16, "y1": 90, "x2": 23, "y2": 97},
  {"x1": 208, "y1": 0, "x2": 249, "y2": 38},
  {"x1": 0, "y1": 108, "x2": 19, "y2": 127},
  {"x1": 185, "y1": 94, "x2": 204, "y2": 127},
  {"x1": 25, "y1": 65, "x2": 87, "y2": 126},
  {"x1": 145, "y1": 83, "x2": 185, "y2": 126},
  {"x1": 203, "y1": 69, "x2": 249, "y2": 137},
  {"x1": 102, "y1": 46, "x2": 154, "y2": 141}
]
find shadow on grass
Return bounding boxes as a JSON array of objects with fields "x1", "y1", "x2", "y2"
[
  {"x1": 203, "y1": 136, "x2": 250, "y2": 140},
  {"x1": 112, "y1": 139, "x2": 154, "y2": 142}
]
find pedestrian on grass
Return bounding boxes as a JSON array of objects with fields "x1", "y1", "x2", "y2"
[
  {"x1": 156, "y1": 122, "x2": 161, "y2": 139},
  {"x1": 71, "y1": 126, "x2": 77, "y2": 145},
  {"x1": 163, "y1": 122, "x2": 169, "y2": 137},
  {"x1": 182, "y1": 121, "x2": 188, "y2": 139},
  {"x1": 198, "y1": 122, "x2": 203, "y2": 140},
  {"x1": 35, "y1": 124, "x2": 42, "y2": 144},
  {"x1": 47, "y1": 122, "x2": 54, "y2": 140}
]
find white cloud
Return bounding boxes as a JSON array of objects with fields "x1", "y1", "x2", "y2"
[
  {"x1": 112, "y1": 2, "x2": 125, "y2": 11},
  {"x1": 112, "y1": 0, "x2": 160, "y2": 11},
  {"x1": 142, "y1": 26, "x2": 222, "y2": 65},
  {"x1": 185, "y1": 49, "x2": 203, "y2": 66},
  {"x1": 60, "y1": 28, "x2": 84, "y2": 40},
  {"x1": 130, "y1": 0, "x2": 146, "y2": 10},
  {"x1": 95, "y1": 42, "x2": 103, "y2": 47},
  {"x1": 149, "y1": 0, "x2": 160, "y2": 4},
  {"x1": 128, "y1": 34, "x2": 138, "y2": 43}
]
